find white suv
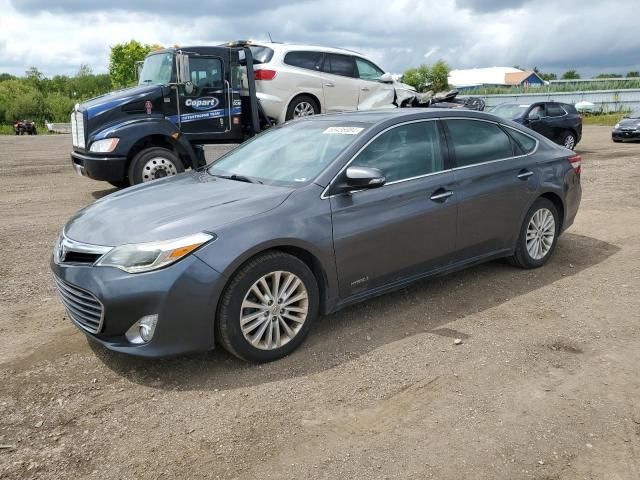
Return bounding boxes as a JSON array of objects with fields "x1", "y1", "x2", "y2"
[{"x1": 244, "y1": 42, "x2": 416, "y2": 124}]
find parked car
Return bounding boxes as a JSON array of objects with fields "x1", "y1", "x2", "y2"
[
  {"x1": 490, "y1": 102, "x2": 582, "y2": 149},
  {"x1": 14, "y1": 119, "x2": 37, "y2": 135},
  {"x1": 51, "y1": 109, "x2": 582, "y2": 362},
  {"x1": 242, "y1": 42, "x2": 417, "y2": 123},
  {"x1": 612, "y1": 111, "x2": 640, "y2": 142}
]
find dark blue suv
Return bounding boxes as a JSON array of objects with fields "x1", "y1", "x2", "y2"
[{"x1": 491, "y1": 102, "x2": 583, "y2": 150}]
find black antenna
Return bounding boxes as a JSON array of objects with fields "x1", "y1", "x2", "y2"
[{"x1": 268, "y1": 32, "x2": 273, "y2": 42}]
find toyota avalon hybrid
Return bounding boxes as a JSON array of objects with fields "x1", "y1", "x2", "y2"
[{"x1": 51, "y1": 109, "x2": 582, "y2": 362}]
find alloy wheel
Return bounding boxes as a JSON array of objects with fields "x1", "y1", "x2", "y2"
[
  {"x1": 239, "y1": 271, "x2": 309, "y2": 350},
  {"x1": 563, "y1": 135, "x2": 576, "y2": 150},
  {"x1": 293, "y1": 102, "x2": 315, "y2": 118},
  {"x1": 526, "y1": 208, "x2": 556, "y2": 260}
]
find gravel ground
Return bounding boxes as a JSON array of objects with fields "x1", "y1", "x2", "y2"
[{"x1": 0, "y1": 127, "x2": 639, "y2": 479}]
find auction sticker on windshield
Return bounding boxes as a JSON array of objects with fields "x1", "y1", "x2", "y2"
[{"x1": 323, "y1": 127, "x2": 364, "y2": 135}]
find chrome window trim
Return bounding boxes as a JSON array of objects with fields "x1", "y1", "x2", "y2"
[
  {"x1": 320, "y1": 117, "x2": 540, "y2": 200},
  {"x1": 321, "y1": 118, "x2": 444, "y2": 199}
]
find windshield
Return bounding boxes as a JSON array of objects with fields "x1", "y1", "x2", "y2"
[
  {"x1": 491, "y1": 104, "x2": 530, "y2": 119},
  {"x1": 138, "y1": 53, "x2": 173, "y2": 85},
  {"x1": 209, "y1": 120, "x2": 369, "y2": 186}
]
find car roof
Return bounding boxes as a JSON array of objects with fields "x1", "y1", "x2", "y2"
[
  {"x1": 297, "y1": 108, "x2": 505, "y2": 125},
  {"x1": 251, "y1": 42, "x2": 366, "y2": 57}
]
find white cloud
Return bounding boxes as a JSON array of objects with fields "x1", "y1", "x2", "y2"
[{"x1": 0, "y1": 0, "x2": 638, "y2": 78}]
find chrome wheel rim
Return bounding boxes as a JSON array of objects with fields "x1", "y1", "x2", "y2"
[
  {"x1": 563, "y1": 135, "x2": 575, "y2": 149},
  {"x1": 526, "y1": 208, "x2": 555, "y2": 260},
  {"x1": 142, "y1": 157, "x2": 178, "y2": 182},
  {"x1": 240, "y1": 271, "x2": 309, "y2": 350},
  {"x1": 293, "y1": 101, "x2": 315, "y2": 118}
]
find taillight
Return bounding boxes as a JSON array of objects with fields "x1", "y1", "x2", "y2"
[
  {"x1": 568, "y1": 154, "x2": 581, "y2": 175},
  {"x1": 255, "y1": 69, "x2": 277, "y2": 81}
]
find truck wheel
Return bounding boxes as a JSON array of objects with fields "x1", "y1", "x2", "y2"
[
  {"x1": 128, "y1": 147, "x2": 184, "y2": 185},
  {"x1": 285, "y1": 95, "x2": 319, "y2": 121}
]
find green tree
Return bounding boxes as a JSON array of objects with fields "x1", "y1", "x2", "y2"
[
  {"x1": 44, "y1": 92, "x2": 75, "y2": 122},
  {"x1": 109, "y1": 40, "x2": 152, "y2": 88},
  {"x1": 0, "y1": 80, "x2": 44, "y2": 122},
  {"x1": 595, "y1": 73, "x2": 623, "y2": 79},
  {"x1": 0, "y1": 73, "x2": 16, "y2": 82},
  {"x1": 402, "y1": 60, "x2": 450, "y2": 93},
  {"x1": 561, "y1": 70, "x2": 581, "y2": 80},
  {"x1": 539, "y1": 72, "x2": 557, "y2": 81},
  {"x1": 626, "y1": 71, "x2": 640, "y2": 78}
]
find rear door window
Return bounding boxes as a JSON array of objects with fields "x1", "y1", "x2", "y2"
[
  {"x1": 546, "y1": 104, "x2": 566, "y2": 117},
  {"x1": 445, "y1": 119, "x2": 514, "y2": 167},
  {"x1": 352, "y1": 121, "x2": 444, "y2": 183},
  {"x1": 322, "y1": 54, "x2": 356, "y2": 78},
  {"x1": 284, "y1": 51, "x2": 323, "y2": 71}
]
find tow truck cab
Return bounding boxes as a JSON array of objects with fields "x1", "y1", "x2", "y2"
[{"x1": 70, "y1": 45, "x2": 267, "y2": 186}]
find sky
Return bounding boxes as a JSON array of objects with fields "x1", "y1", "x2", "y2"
[{"x1": 0, "y1": 0, "x2": 637, "y2": 79}]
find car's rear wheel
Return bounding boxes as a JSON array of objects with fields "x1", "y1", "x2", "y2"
[
  {"x1": 285, "y1": 95, "x2": 319, "y2": 121},
  {"x1": 128, "y1": 147, "x2": 184, "y2": 185},
  {"x1": 508, "y1": 198, "x2": 559, "y2": 269},
  {"x1": 561, "y1": 131, "x2": 576, "y2": 150},
  {"x1": 217, "y1": 251, "x2": 319, "y2": 362}
]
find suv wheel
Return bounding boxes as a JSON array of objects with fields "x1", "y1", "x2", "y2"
[
  {"x1": 561, "y1": 131, "x2": 576, "y2": 150},
  {"x1": 217, "y1": 251, "x2": 319, "y2": 362},
  {"x1": 285, "y1": 95, "x2": 319, "y2": 121},
  {"x1": 508, "y1": 198, "x2": 559, "y2": 269},
  {"x1": 128, "y1": 147, "x2": 184, "y2": 185}
]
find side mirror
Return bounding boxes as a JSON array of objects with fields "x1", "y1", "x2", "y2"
[
  {"x1": 379, "y1": 72, "x2": 394, "y2": 83},
  {"x1": 175, "y1": 52, "x2": 190, "y2": 84},
  {"x1": 333, "y1": 166, "x2": 386, "y2": 194}
]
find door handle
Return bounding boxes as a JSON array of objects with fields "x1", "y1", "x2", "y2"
[
  {"x1": 361, "y1": 87, "x2": 370, "y2": 91},
  {"x1": 517, "y1": 170, "x2": 534, "y2": 180},
  {"x1": 324, "y1": 82, "x2": 335, "y2": 87},
  {"x1": 430, "y1": 189, "x2": 454, "y2": 202}
]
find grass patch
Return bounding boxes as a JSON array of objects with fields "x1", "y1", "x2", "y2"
[{"x1": 582, "y1": 113, "x2": 626, "y2": 126}]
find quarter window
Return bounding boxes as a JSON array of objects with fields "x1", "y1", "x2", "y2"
[
  {"x1": 507, "y1": 128, "x2": 537, "y2": 154},
  {"x1": 322, "y1": 54, "x2": 356, "y2": 78},
  {"x1": 353, "y1": 121, "x2": 443, "y2": 183},
  {"x1": 284, "y1": 51, "x2": 323, "y2": 71},
  {"x1": 355, "y1": 57, "x2": 384, "y2": 81},
  {"x1": 445, "y1": 119, "x2": 514, "y2": 167}
]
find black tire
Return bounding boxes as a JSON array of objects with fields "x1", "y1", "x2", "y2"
[
  {"x1": 108, "y1": 180, "x2": 130, "y2": 189},
  {"x1": 613, "y1": 139, "x2": 622, "y2": 143},
  {"x1": 560, "y1": 131, "x2": 576, "y2": 150},
  {"x1": 217, "y1": 251, "x2": 319, "y2": 363},
  {"x1": 128, "y1": 147, "x2": 184, "y2": 185},
  {"x1": 285, "y1": 95, "x2": 319, "y2": 121},
  {"x1": 14, "y1": 131, "x2": 18, "y2": 135},
  {"x1": 32, "y1": 128, "x2": 37, "y2": 135},
  {"x1": 508, "y1": 197, "x2": 560, "y2": 269}
]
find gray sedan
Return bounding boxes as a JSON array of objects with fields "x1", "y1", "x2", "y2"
[{"x1": 51, "y1": 109, "x2": 582, "y2": 362}]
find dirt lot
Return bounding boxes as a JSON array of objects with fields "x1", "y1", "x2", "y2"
[{"x1": 0, "y1": 126, "x2": 639, "y2": 479}]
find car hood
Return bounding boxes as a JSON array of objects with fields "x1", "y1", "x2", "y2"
[
  {"x1": 617, "y1": 118, "x2": 640, "y2": 128},
  {"x1": 64, "y1": 171, "x2": 293, "y2": 246},
  {"x1": 81, "y1": 84, "x2": 162, "y2": 120}
]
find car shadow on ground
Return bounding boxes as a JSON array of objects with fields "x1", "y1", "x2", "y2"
[
  {"x1": 90, "y1": 232, "x2": 619, "y2": 392},
  {"x1": 91, "y1": 188, "x2": 118, "y2": 200}
]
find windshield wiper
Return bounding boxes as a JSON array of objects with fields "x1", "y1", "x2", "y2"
[{"x1": 213, "y1": 174, "x2": 262, "y2": 184}]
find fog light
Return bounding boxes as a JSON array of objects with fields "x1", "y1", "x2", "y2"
[{"x1": 125, "y1": 314, "x2": 158, "y2": 344}]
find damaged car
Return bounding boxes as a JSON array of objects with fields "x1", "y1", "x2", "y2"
[{"x1": 240, "y1": 42, "x2": 419, "y2": 123}]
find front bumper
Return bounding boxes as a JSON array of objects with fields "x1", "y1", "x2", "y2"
[
  {"x1": 71, "y1": 150, "x2": 128, "y2": 182},
  {"x1": 51, "y1": 254, "x2": 226, "y2": 357},
  {"x1": 612, "y1": 130, "x2": 640, "y2": 141}
]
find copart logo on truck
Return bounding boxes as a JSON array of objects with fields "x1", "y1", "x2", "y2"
[{"x1": 185, "y1": 97, "x2": 220, "y2": 111}]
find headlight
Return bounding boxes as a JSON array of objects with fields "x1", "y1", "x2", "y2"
[
  {"x1": 89, "y1": 138, "x2": 120, "y2": 153},
  {"x1": 96, "y1": 232, "x2": 214, "y2": 273},
  {"x1": 614, "y1": 123, "x2": 620, "y2": 130}
]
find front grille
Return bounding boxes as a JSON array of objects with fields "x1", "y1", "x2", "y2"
[
  {"x1": 53, "y1": 276, "x2": 104, "y2": 334},
  {"x1": 62, "y1": 251, "x2": 102, "y2": 265},
  {"x1": 70, "y1": 110, "x2": 85, "y2": 149}
]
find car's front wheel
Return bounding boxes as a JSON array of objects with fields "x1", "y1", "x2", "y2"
[
  {"x1": 128, "y1": 147, "x2": 184, "y2": 185},
  {"x1": 509, "y1": 198, "x2": 559, "y2": 269},
  {"x1": 217, "y1": 251, "x2": 319, "y2": 362}
]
